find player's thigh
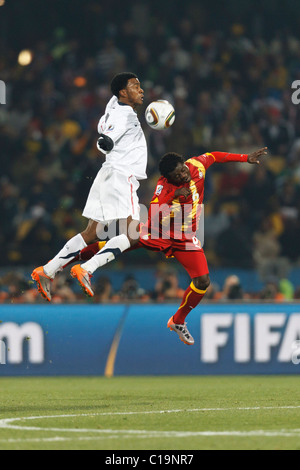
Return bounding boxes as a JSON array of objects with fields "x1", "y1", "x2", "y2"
[
  {"x1": 103, "y1": 172, "x2": 140, "y2": 221},
  {"x1": 173, "y1": 249, "x2": 209, "y2": 279},
  {"x1": 117, "y1": 216, "x2": 140, "y2": 245},
  {"x1": 81, "y1": 219, "x2": 105, "y2": 244}
]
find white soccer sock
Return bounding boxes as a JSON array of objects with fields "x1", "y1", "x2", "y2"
[
  {"x1": 81, "y1": 234, "x2": 131, "y2": 274},
  {"x1": 44, "y1": 234, "x2": 87, "y2": 278}
]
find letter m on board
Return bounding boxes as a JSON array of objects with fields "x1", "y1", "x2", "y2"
[
  {"x1": 0, "y1": 80, "x2": 6, "y2": 104},
  {"x1": 0, "y1": 340, "x2": 6, "y2": 364}
]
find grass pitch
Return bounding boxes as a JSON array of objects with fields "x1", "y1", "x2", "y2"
[{"x1": 0, "y1": 376, "x2": 299, "y2": 450}]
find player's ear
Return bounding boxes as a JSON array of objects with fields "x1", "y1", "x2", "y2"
[{"x1": 119, "y1": 88, "x2": 127, "y2": 99}]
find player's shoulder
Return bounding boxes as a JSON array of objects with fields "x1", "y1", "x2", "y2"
[
  {"x1": 107, "y1": 107, "x2": 133, "y2": 129},
  {"x1": 154, "y1": 176, "x2": 171, "y2": 195},
  {"x1": 187, "y1": 152, "x2": 216, "y2": 169},
  {"x1": 187, "y1": 152, "x2": 214, "y2": 162},
  {"x1": 113, "y1": 102, "x2": 139, "y2": 123}
]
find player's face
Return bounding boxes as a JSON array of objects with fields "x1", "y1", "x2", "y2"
[
  {"x1": 168, "y1": 163, "x2": 191, "y2": 185},
  {"x1": 123, "y1": 78, "x2": 144, "y2": 108}
]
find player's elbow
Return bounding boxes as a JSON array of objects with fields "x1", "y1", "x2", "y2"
[{"x1": 97, "y1": 134, "x2": 114, "y2": 152}]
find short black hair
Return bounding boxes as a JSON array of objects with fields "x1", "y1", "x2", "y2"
[
  {"x1": 110, "y1": 72, "x2": 138, "y2": 98},
  {"x1": 159, "y1": 152, "x2": 185, "y2": 178}
]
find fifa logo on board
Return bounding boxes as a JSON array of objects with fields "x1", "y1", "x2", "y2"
[
  {"x1": 291, "y1": 340, "x2": 300, "y2": 365},
  {"x1": 0, "y1": 80, "x2": 6, "y2": 104}
]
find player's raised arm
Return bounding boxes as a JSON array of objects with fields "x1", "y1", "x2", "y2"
[
  {"x1": 97, "y1": 108, "x2": 128, "y2": 154},
  {"x1": 210, "y1": 147, "x2": 268, "y2": 164}
]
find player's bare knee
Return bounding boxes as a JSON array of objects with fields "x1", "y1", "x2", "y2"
[{"x1": 193, "y1": 275, "x2": 210, "y2": 291}]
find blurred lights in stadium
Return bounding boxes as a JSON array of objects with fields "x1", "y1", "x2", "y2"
[
  {"x1": 0, "y1": 0, "x2": 5, "y2": 6},
  {"x1": 73, "y1": 76, "x2": 87, "y2": 87},
  {"x1": 18, "y1": 50, "x2": 33, "y2": 66}
]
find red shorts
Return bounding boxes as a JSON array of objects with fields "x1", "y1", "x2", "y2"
[{"x1": 137, "y1": 234, "x2": 209, "y2": 279}]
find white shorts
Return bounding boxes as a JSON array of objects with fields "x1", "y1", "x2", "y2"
[{"x1": 82, "y1": 167, "x2": 140, "y2": 223}]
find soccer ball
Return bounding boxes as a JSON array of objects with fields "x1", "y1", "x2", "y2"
[{"x1": 145, "y1": 100, "x2": 175, "y2": 130}]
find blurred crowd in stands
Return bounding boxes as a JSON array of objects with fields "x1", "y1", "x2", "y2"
[
  {"x1": 1, "y1": 1, "x2": 300, "y2": 302},
  {"x1": 0, "y1": 267, "x2": 298, "y2": 304}
]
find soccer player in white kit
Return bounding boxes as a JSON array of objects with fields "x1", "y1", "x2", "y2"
[{"x1": 31, "y1": 72, "x2": 147, "y2": 301}]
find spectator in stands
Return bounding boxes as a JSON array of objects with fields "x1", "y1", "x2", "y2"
[
  {"x1": 94, "y1": 277, "x2": 118, "y2": 303},
  {"x1": 216, "y1": 213, "x2": 253, "y2": 268},
  {"x1": 253, "y1": 215, "x2": 290, "y2": 282},
  {"x1": 118, "y1": 275, "x2": 149, "y2": 301},
  {"x1": 259, "y1": 279, "x2": 285, "y2": 302},
  {"x1": 154, "y1": 271, "x2": 185, "y2": 302},
  {"x1": 259, "y1": 106, "x2": 294, "y2": 156},
  {"x1": 213, "y1": 275, "x2": 241, "y2": 300}
]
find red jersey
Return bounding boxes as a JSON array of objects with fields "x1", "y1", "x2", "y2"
[{"x1": 145, "y1": 151, "x2": 248, "y2": 243}]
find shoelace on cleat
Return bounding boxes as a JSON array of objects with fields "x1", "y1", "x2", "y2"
[{"x1": 175, "y1": 324, "x2": 190, "y2": 338}]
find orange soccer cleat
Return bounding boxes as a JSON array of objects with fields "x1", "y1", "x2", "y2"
[
  {"x1": 70, "y1": 264, "x2": 94, "y2": 298},
  {"x1": 167, "y1": 316, "x2": 194, "y2": 346},
  {"x1": 31, "y1": 266, "x2": 53, "y2": 302}
]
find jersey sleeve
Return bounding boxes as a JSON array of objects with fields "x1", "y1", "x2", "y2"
[
  {"x1": 210, "y1": 151, "x2": 248, "y2": 163},
  {"x1": 97, "y1": 112, "x2": 129, "y2": 149},
  {"x1": 147, "y1": 180, "x2": 177, "y2": 236},
  {"x1": 188, "y1": 151, "x2": 248, "y2": 169},
  {"x1": 150, "y1": 179, "x2": 176, "y2": 206}
]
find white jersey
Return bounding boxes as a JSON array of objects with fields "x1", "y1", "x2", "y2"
[{"x1": 97, "y1": 96, "x2": 147, "y2": 180}]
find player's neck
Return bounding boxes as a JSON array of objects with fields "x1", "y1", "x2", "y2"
[{"x1": 118, "y1": 98, "x2": 137, "y2": 112}]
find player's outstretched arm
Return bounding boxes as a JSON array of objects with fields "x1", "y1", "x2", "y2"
[{"x1": 247, "y1": 147, "x2": 268, "y2": 165}]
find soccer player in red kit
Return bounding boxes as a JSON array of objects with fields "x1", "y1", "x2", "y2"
[{"x1": 64, "y1": 147, "x2": 268, "y2": 345}]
